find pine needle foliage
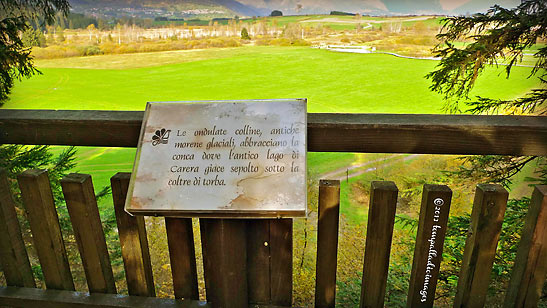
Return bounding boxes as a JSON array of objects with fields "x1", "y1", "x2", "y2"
[
  {"x1": 1, "y1": 0, "x2": 70, "y2": 103},
  {"x1": 427, "y1": 0, "x2": 547, "y2": 115},
  {"x1": 427, "y1": 0, "x2": 547, "y2": 186}
]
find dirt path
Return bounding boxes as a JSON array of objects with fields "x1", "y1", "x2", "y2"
[
  {"x1": 320, "y1": 154, "x2": 420, "y2": 181},
  {"x1": 326, "y1": 49, "x2": 536, "y2": 67},
  {"x1": 320, "y1": 155, "x2": 397, "y2": 179}
]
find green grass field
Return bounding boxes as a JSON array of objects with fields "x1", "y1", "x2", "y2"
[
  {"x1": 6, "y1": 46, "x2": 536, "y2": 112},
  {"x1": 6, "y1": 45, "x2": 540, "y2": 216},
  {"x1": 146, "y1": 13, "x2": 442, "y2": 30},
  {"x1": 239, "y1": 15, "x2": 443, "y2": 31}
]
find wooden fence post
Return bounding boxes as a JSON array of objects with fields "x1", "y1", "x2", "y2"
[
  {"x1": 247, "y1": 218, "x2": 293, "y2": 306},
  {"x1": 61, "y1": 173, "x2": 117, "y2": 294},
  {"x1": 407, "y1": 184, "x2": 452, "y2": 308},
  {"x1": 165, "y1": 217, "x2": 199, "y2": 300},
  {"x1": 360, "y1": 181, "x2": 398, "y2": 308},
  {"x1": 111, "y1": 172, "x2": 155, "y2": 297},
  {"x1": 200, "y1": 218, "x2": 248, "y2": 308},
  {"x1": 315, "y1": 179, "x2": 340, "y2": 308},
  {"x1": 453, "y1": 184, "x2": 508, "y2": 308},
  {"x1": 269, "y1": 218, "x2": 293, "y2": 305},
  {"x1": 504, "y1": 185, "x2": 547, "y2": 308},
  {"x1": 0, "y1": 169, "x2": 35, "y2": 288},
  {"x1": 17, "y1": 169, "x2": 75, "y2": 291},
  {"x1": 247, "y1": 219, "x2": 271, "y2": 305}
]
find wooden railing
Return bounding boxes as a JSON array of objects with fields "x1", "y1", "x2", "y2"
[
  {"x1": 0, "y1": 109, "x2": 546, "y2": 308},
  {"x1": 1, "y1": 109, "x2": 546, "y2": 155}
]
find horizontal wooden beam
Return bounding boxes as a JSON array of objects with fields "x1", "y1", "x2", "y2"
[
  {"x1": 0, "y1": 109, "x2": 546, "y2": 155},
  {"x1": 0, "y1": 109, "x2": 143, "y2": 149},
  {"x1": 0, "y1": 286, "x2": 210, "y2": 308}
]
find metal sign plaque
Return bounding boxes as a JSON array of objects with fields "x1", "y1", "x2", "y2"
[{"x1": 125, "y1": 99, "x2": 307, "y2": 218}]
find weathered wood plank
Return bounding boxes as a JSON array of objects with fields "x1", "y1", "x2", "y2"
[
  {"x1": 360, "y1": 181, "x2": 398, "y2": 308},
  {"x1": 200, "y1": 218, "x2": 248, "y2": 308},
  {"x1": 307, "y1": 113, "x2": 547, "y2": 155},
  {"x1": 454, "y1": 184, "x2": 508, "y2": 308},
  {"x1": 0, "y1": 286, "x2": 210, "y2": 308},
  {"x1": 247, "y1": 219, "x2": 271, "y2": 304},
  {"x1": 0, "y1": 109, "x2": 143, "y2": 148},
  {"x1": 0, "y1": 169, "x2": 35, "y2": 288},
  {"x1": 504, "y1": 185, "x2": 547, "y2": 308},
  {"x1": 1, "y1": 109, "x2": 546, "y2": 156},
  {"x1": 247, "y1": 218, "x2": 293, "y2": 306},
  {"x1": 110, "y1": 173, "x2": 155, "y2": 297},
  {"x1": 17, "y1": 169, "x2": 75, "y2": 291},
  {"x1": 315, "y1": 179, "x2": 340, "y2": 308},
  {"x1": 165, "y1": 217, "x2": 199, "y2": 300},
  {"x1": 61, "y1": 173, "x2": 117, "y2": 294},
  {"x1": 269, "y1": 218, "x2": 292, "y2": 306},
  {"x1": 406, "y1": 184, "x2": 452, "y2": 308}
]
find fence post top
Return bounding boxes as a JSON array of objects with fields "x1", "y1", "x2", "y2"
[{"x1": 319, "y1": 179, "x2": 340, "y2": 187}]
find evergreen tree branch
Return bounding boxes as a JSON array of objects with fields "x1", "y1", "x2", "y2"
[
  {"x1": 426, "y1": 0, "x2": 547, "y2": 114},
  {"x1": 1, "y1": 0, "x2": 70, "y2": 103},
  {"x1": 466, "y1": 88, "x2": 547, "y2": 114},
  {"x1": 446, "y1": 155, "x2": 540, "y2": 188}
]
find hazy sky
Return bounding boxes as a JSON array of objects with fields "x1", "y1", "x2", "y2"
[{"x1": 439, "y1": 0, "x2": 472, "y2": 11}]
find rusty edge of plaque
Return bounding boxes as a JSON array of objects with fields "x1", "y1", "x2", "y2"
[{"x1": 124, "y1": 98, "x2": 308, "y2": 219}]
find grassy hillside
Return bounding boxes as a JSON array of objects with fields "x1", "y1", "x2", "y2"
[{"x1": 6, "y1": 46, "x2": 536, "y2": 112}]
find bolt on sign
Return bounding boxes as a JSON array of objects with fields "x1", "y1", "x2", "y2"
[{"x1": 125, "y1": 99, "x2": 307, "y2": 218}]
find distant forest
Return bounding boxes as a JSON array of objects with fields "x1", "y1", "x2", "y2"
[{"x1": 30, "y1": 12, "x2": 162, "y2": 30}]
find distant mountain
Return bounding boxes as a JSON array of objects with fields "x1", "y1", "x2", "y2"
[
  {"x1": 235, "y1": 0, "x2": 389, "y2": 15},
  {"x1": 234, "y1": 0, "x2": 520, "y2": 15},
  {"x1": 69, "y1": 0, "x2": 522, "y2": 18},
  {"x1": 214, "y1": 0, "x2": 266, "y2": 16},
  {"x1": 69, "y1": 0, "x2": 262, "y2": 18}
]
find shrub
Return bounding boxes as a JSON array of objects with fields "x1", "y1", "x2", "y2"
[
  {"x1": 290, "y1": 39, "x2": 311, "y2": 46},
  {"x1": 255, "y1": 37, "x2": 310, "y2": 47},
  {"x1": 99, "y1": 42, "x2": 116, "y2": 54},
  {"x1": 241, "y1": 27, "x2": 250, "y2": 40},
  {"x1": 31, "y1": 45, "x2": 80, "y2": 59},
  {"x1": 78, "y1": 45, "x2": 102, "y2": 56},
  {"x1": 30, "y1": 34, "x2": 243, "y2": 59},
  {"x1": 330, "y1": 11, "x2": 355, "y2": 16},
  {"x1": 22, "y1": 28, "x2": 47, "y2": 47}
]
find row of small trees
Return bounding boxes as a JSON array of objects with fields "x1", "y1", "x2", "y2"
[{"x1": 29, "y1": 19, "x2": 313, "y2": 50}]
